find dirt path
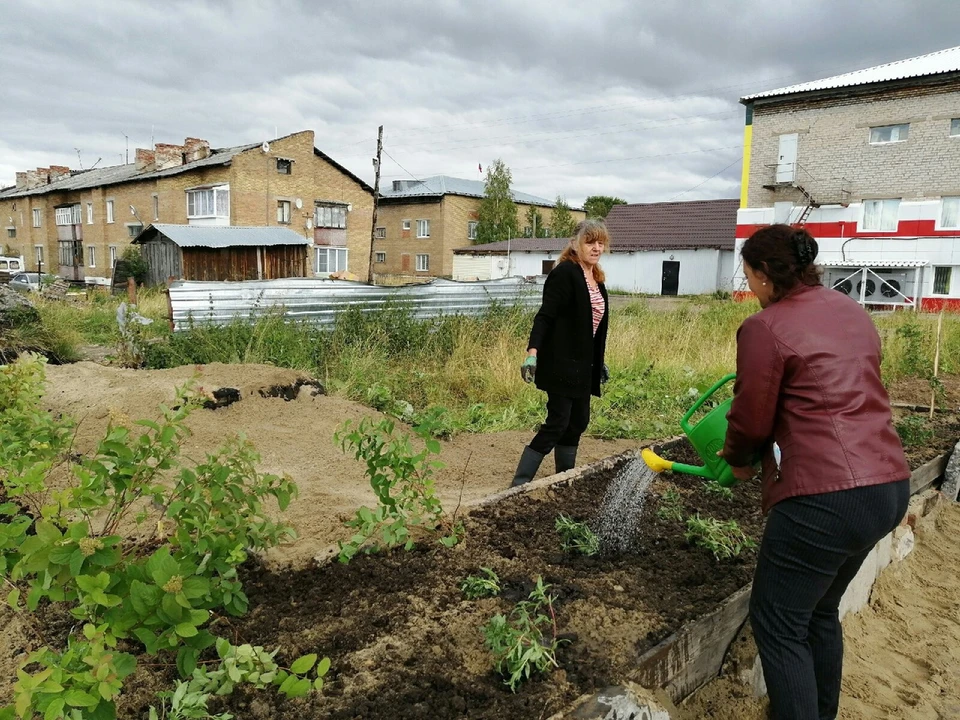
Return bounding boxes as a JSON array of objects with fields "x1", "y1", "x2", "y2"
[
  {"x1": 41, "y1": 362, "x2": 638, "y2": 567},
  {"x1": 678, "y1": 502, "x2": 960, "y2": 720}
]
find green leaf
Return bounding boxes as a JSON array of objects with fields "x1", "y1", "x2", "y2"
[
  {"x1": 6, "y1": 588, "x2": 19, "y2": 611},
  {"x1": 43, "y1": 698, "x2": 65, "y2": 720},
  {"x1": 425, "y1": 439, "x2": 442, "y2": 454},
  {"x1": 68, "y1": 549, "x2": 85, "y2": 577},
  {"x1": 49, "y1": 544, "x2": 76, "y2": 565},
  {"x1": 175, "y1": 623, "x2": 198, "y2": 638},
  {"x1": 64, "y1": 690, "x2": 99, "y2": 708},
  {"x1": 160, "y1": 592, "x2": 183, "y2": 623},
  {"x1": 112, "y1": 653, "x2": 136, "y2": 679},
  {"x1": 180, "y1": 576, "x2": 210, "y2": 599},
  {"x1": 35, "y1": 521, "x2": 62, "y2": 544},
  {"x1": 133, "y1": 628, "x2": 159, "y2": 654},
  {"x1": 316, "y1": 657, "x2": 331, "y2": 677},
  {"x1": 129, "y1": 580, "x2": 159, "y2": 617},
  {"x1": 313, "y1": 676, "x2": 325, "y2": 691},
  {"x1": 146, "y1": 547, "x2": 179, "y2": 586},
  {"x1": 176, "y1": 647, "x2": 198, "y2": 678},
  {"x1": 290, "y1": 653, "x2": 317, "y2": 675},
  {"x1": 286, "y1": 677, "x2": 312, "y2": 699},
  {"x1": 278, "y1": 675, "x2": 297, "y2": 695}
]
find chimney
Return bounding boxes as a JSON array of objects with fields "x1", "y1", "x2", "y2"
[
  {"x1": 154, "y1": 143, "x2": 184, "y2": 170},
  {"x1": 35, "y1": 168, "x2": 51, "y2": 186},
  {"x1": 135, "y1": 148, "x2": 156, "y2": 172},
  {"x1": 15, "y1": 169, "x2": 46, "y2": 190},
  {"x1": 49, "y1": 165, "x2": 70, "y2": 182},
  {"x1": 182, "y1": 137, "x2": 210, "y2": 163},
  {"x1": 15, "y1": 172, "x2": 29, "y2": 190}
]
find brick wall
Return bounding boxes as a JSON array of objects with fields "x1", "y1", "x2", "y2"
[{"x1": 747, "y1": 79, "x2": 960, "y2": 208}]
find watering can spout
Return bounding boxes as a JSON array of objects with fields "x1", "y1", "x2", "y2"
[{"x1": 642, "y1": 447, "x2": 719, "y2": 482}]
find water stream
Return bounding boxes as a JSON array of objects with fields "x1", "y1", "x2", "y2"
[{"x1": 594, "y1": 456, "x2": 657, "y2": 554}]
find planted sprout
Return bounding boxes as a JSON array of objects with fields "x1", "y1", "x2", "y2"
[
  {"x1": 555, "y1": 514, "x2": 600, "y2": 556},
  {"x1": 702, "y1": 482, "x2": 734, "y2": 499},
  {"x1": 482, "y1": 576, "x2": 565, "y2": 692},
  {"x1": 656, "y1": 487, "x2": 684, "y2": 522},
  {"x1": 461, "y1": 567, "x2": 502, "y2": 599},
  {"x1": 685, "y1": 513, "x2": 756, "y2": 560}
]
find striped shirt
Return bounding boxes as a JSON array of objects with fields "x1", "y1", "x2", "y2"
[{"x1": 583, "y1": 268, "x2": 605, "y2": 336}]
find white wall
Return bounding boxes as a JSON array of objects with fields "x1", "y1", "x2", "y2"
[{"x1": 452, "y1": 254, "x2": 497, "y2": 281}]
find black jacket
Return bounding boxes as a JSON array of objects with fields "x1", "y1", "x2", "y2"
[{"x1": 527, "y1": 260, "x2": 609, "y2": 398}]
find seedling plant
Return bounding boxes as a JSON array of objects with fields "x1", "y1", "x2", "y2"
[
  {"x1": 461, "y1": 568, "x2": 502, "y2": 600},
  {"x1": 554, "y1": 514, "x2": 600, "y2": 556},
  {"x1": 685, "y1": 513, "x2": 757, "y2": 560}
]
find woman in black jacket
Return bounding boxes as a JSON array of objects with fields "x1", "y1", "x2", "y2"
[{"x1": 511, "y1": 219, "x2": 610, "y2": 486}]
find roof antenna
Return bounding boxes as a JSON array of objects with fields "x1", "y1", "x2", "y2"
[
  {"x1": 123, "y1": 133, "x2": 129, "y2": 164},
  {"x1": 75, "y1": 148, "x2": 84, "y2": 170}
]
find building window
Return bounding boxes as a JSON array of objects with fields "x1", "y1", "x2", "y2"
[
  {"x1": 276, "y1": 158, "x2": 292, "y2": 174},
  {"x1": 416, "y1": 219, "x2": 430, "y2": 238},
  {"x1": 86, "y1": 202, "x2": 93, "y2": 224},
  {"x1": 109, "y1": 246, "x2": 118, "y2": 269},
  {"x1": 152, "y1": 195, "x2": 159, "y2": 221},
  {"x1": 55, "y1": 205, "x2": 81, "y2": 226},
  {"x1": 940, "y1": 197, "x2": 960, "y2": 229},
  {"x1": 950, "y1": 119, "x2": 960, "y2": 137},
  {"x1": 32, "y1": 209, "x2": 41, "y2": 227},
  {"x1": 375, "y1": 227, "x2": 386, "y2": 239},
  {"x1": 87, "y1": 246, "x2": 96, "y2": 268},
  {"x1": 277, "y1": 200, "x2": 291, "y2": 224},
  {"x1": 187, "y1": 186, "x2": 229, "y2": 220},
  {"x1": 127, "y1": 224, "x2": 143, "y2": 239},
  {"x1": 416, "y1": 253, "x2": 429, "y2": 272},
  {"x1": 868, "y1": 123, "x2": 909, "y2": 144},
  {"x1": 6, "y1": 228, "x2": 14, "y2": 239},
  {"x1": 315, "y1": 247, "x2": 348, "y2": 274},
  {"x1": 34, "y1": 245, "x2": 43, "y2": 265},
  {"x1": 106, "y1": 200, "x2": 115, "y2": 224},
  {"x1": 375, "y1": 251, "x2": 386, "y2": 263},
  {"x1": 315, "y1": 204, "x2": 346, "y2": 229},
  {"x1": 861, "y1": 199, "x2": 900, "y2": 232},
  {"x1": 933, "y1": 267, "x2": 952, "y2": 295},
  {"x1": 402, "y1": 219, "x2": 411, "y2": 231},
  {"x1": 467, "y1": 221, "x2": 478, "y2": 240}
]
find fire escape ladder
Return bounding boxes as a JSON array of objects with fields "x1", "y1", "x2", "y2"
[{"x1": 793, "y1": 184, "x2": 820, "y2": 227}]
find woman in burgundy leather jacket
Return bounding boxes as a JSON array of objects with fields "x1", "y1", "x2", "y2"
[{"x1": 720, "y1": 224, "x2": 910, "y2": 720}]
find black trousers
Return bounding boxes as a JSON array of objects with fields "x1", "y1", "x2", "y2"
[
  {"x1": 528, "y1": 393, "x2": 590, "y2": 454},
  {"x1": 750, "y1": 479, "x2": 910, "y2": 720}
]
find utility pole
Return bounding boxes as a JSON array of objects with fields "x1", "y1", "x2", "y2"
[{"x1": 367, "y1": 125, "x2": 383, "y2": 285}]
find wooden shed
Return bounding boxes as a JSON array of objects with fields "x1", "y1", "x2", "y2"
[{"x1": 133, "y1": 224, "x2": 309, "y2": 285}]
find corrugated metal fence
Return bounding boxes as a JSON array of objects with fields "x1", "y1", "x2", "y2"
[{"x1": 167, "y1": 276, "x2": 545, "y2": 331}]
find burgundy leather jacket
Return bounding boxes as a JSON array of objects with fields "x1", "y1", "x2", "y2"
[{"x1": 723, "y1": 283, "x2": 910, "y2": 513}]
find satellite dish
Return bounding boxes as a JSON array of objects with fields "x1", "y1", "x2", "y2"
[
  {"x1": 261, "y1": 141, "x2": 270, "y2": 153},
  {"x1": 295, "y1": 198, "x2": 303, "y2": 209}
]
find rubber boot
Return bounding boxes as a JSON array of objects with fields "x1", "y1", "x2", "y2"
[
  {"x1": 555, "y1": 445, "x2": 578, "y2": 473},
  {"x1": 511, "y1": 446, "x2": 545, "y2": 487}
]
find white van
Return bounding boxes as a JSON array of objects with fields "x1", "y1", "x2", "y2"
[{"x1": 0, "y1": 255, "x2": 25, "y2": 283}]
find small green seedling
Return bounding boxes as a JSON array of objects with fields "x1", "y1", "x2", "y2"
[
  {"x1": 461, "y1": 568, "x2": 502, "y2": 599},
  {"x1": 656, "y1": 488, "x2": 684, "y2": 522},
  {"x1": 555, "y1": 514, "x2": 600, "y2": 556},
  {"x1": 685, "y1": 514, "x2": 756, "y2": 560},
  {"x1": 702, "y1": 482, "x2": 734, "y2": 500}
]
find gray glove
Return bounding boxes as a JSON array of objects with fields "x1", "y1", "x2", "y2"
[{"x1": 521, "y1": 356, "x2": 537, "y2": 383}]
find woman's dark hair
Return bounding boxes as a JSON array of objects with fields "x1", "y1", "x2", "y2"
[{"x1": 740, "y1": 224, "x2": 822, "y2": 300}]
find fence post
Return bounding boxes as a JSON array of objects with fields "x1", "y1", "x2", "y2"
[
  {"x1": 127, "y1": 276, "x2": 137, "y2": 305},
  {"x1": 166, "y1": 276, "x2": 176, "y2": 332},
  {"x1": 929, "y1": 311, "x2": 944, "y2": 419}
]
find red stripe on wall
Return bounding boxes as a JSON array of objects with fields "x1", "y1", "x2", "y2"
[
  {"x1": 920, "y1": 297, "x2": 960, "y2": 312},
  {"x1": 736, "y1": 220, "x2": 960, "y2": 239}
]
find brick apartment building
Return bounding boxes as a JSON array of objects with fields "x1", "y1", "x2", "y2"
[
  {"x1": 0, "y1": 130, "x2": 373, "y2": 283},
  {"x1": 374, "y1": 176, "x2": 585, "y2": 278},
  {"x1": 736, "y1": 45, "x2": 960, "y2": 310}
]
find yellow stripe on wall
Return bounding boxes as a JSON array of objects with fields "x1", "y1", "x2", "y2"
[{"x1": 739, "y1": 123, "x2": 752, "y2": 208}]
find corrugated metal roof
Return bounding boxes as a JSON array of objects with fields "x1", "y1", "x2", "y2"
[
  {"x1": 137, "y1": 224, "x2": 310, "y2": 248},
  {"x1": 604, "y1": 199, "x2": 738, "y2": 251},
  {"x1": 380, "y1": 175, "x2": 563, "y2": 207},
  {"x1": 821, "y1": 260, "x2": 928, "y2": 268},
  {"x1": 454, "y1": 237, "x2": 569, "y2": 254},
  {"x1": 0, "y1": 143, "x2": 259, "y2": 200},
  {"x1": 742, "y1": 45, "x2": 960, "y2": 102}
]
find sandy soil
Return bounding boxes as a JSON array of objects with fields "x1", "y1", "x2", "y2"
[
  {"x1": 41, "y1": 362, "x2": 639, "y2": 567},
  {"x1": 678, "y1": 502, "x2": 960, "y2": 720}
]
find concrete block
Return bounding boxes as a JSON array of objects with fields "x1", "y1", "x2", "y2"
[
  {"x1": 875, "y1": 532, "x2": 893, "y2": 574},
  {"x1": 556, "y1": 683, "x2": 675, "y2": 720},
  {"x1": 894, "y1": 525, "x2": 915, "y2": 561},
  {"x1": 838, "y1": 545, "x2": 879, "y2": 621}
]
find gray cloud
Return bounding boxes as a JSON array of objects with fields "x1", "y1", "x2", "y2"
[{"x1": 1, "y1": 0, "x2": 957, "y2": 204}]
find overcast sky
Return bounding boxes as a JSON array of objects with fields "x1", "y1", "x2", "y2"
[{"x1": 2, "y1": 0, "x2": 958, "y2": 205}]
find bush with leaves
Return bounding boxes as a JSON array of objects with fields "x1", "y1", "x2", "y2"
[
  {"x1": 483, "y1": 576, "x2": 565, "y2": 692},
  {"x1": 0, "y1": 354, "x2": 316, "y2": 720},
  {"x1": 335, "y1": 415, "x2": 459, "y2": 562}
]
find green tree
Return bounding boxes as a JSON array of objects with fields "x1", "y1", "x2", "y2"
[
  {"x1": 583, "y1": 195, "x2": 627, "y2": 219},
  {"x1": 551, "y1": 196, "x2": 577, "y2": 239},
  {"x1": 476, "y1": 159, "x2": 519, "y2": 244},
  {"x1": 523, "y1": 206, "x2": 549, "y2": 238},
  {"x1": 121, "y1": 246, "x2": 149, "y2": 285}
]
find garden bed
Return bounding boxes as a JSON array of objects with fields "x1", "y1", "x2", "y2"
[{"x1": 116, "y1": 440, "x2": 764, "y2": 719}]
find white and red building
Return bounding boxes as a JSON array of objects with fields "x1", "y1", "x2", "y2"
[{"x1": 735, "y1": 45, "x2": 960, "y2": 311}]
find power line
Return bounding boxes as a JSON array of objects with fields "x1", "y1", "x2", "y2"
[
  {"x1": 382, "y1": 148, "x2": 423, "y2": 184},
  {"x1": 667, "y1": 155, "x2": 743, "y2": 201}
]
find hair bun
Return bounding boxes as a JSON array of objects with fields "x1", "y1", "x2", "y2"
[{"x1": 792, "y1": 230, "x2": 816, "y2": 266}]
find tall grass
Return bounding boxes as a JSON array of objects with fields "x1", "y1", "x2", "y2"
[{"x1": 11, "y1": 291, "x2": 960, "y2": 438}]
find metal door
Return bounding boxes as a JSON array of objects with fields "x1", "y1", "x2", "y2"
[
  {"x1": 661, "y1": 260, "x2": 680, "y2": 296},
  {"x1": 776, "y1": 133, "x2": 798, "y2": 183}
]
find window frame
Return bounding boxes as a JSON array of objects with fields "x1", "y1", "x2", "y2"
[
  {"x1": 950, "y1": 118, "x2": 960, "y2": 137},
  {"x1": 126, "y1": 223, "x2": 143, "y2": 239},
  {"x1": 152, "y1": 194, "x2": 159, "y2": 221},
  {"x1": 939, "y1": 197, "x2": 960, "y2": 230},
  {"x1": 314, "y1": 246, "x2": 348, "y2": 275},
  {"x1": 415, "y1": 253, "x2": 429, "y2": 272},
  {"x1": 86, "y1": 202, "x2": 93, "y2": 224},
  {"x1": 932, "y1": 266, "x2": 952, "y2": 296},
  {"x1": 32, "y1": 208, "x2": 41, "y2": 228},
  {"x1": 314, "y1": 204, "x2": 347, "y2": 229},
  {"x1": 277, "y1": 200, "x2": 292, "y2": 224},
  {"x1": 868, "y1": 123, "x2": 909, "y2": 144},
  {"x1": 860, "y1": 198, "x2": 901, "y2": 232},
  {"x1": 276, "y1": 158, "x2": 292, "y2": 175},
  {"x1": 402, "y1": 219, "x2": 411, "y2": 231},
  {"x1": 34, "y1": 245, "x2": 44, "y2": 265},
  {"x1": 106, "y1": 200, "x2": 115, "y2": 224},
  {"x1": 375, "y1": 226, "x2": 386, "y2": 239},
  {"x1": 87, "y1": 245, "x2": 96, "y2": 268},
  {"x1": 186, "y1": 186, "x2": 230, "y2": 220},
  {"x1": 375, "y1": 251, "x2": 386, "y2": 263},
  {"x1": 109, "y1": 245, "x2": 118, "y2": 270},
  {"x1": 467, "y1": 221, "x2": 478, "y2": 240},
  {"x1": 6, "y1": 227, "x2": 15, "y2": 239},
  {"x1": 416, "y1": 219, "x2": 430, "y2": 238}
]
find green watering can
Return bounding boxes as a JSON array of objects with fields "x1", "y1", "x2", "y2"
[{"x1": 641, "y1": 373, "x2": 740, "y2": 488}]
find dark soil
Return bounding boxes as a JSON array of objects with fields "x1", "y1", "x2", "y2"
[{"x1": 120, "y1": 440, "x2": 764, "y2": 720}]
